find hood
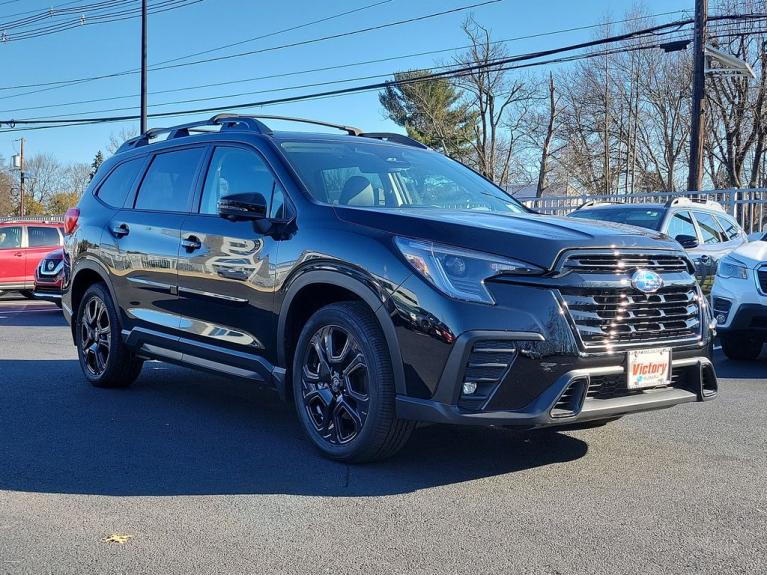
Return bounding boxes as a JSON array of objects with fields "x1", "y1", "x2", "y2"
[
  {"x1": 334, "y1": 207, "x2": 680, "y2": 270},
  {"x1": 728, "y1": 240, "x2": 767, "y2": 268},
  {"x1": 43, "y1": 248, "x2": 64, "y2": 261}
]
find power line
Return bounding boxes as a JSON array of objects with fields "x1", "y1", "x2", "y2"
[
  {"x1": 0, "y1": 8, "x2": 698, "y2": 113},
  {"x1": 2, "y1": 13, "x2": 763, "y2": 132},
  {"x1": 0, "y1": 0, "x2": 502, "y2": 93},
  {"x1": 0, "y1": 0, "x2": 199, "y2": 42},
  {"x1": 0, "y1": 17, "x2": 721, "y2": 128}
]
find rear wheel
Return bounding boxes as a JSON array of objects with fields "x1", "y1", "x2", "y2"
[
  {"x1": 721, "y1": 335, "x2": 763, "y2": 361},
  {"x1": 19, "y1": 290, "x2": 34, "y2": 299},
  {"x1": 75, "y1": 283, "x2": 143, "y2": 388},
  {"x1": 292, "y1": 302, "x2": 414, "y2": 463}
]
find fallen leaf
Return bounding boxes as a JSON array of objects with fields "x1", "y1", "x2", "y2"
[{"x1": 103, "y1": 534, "x2": 133, "y2": 544}]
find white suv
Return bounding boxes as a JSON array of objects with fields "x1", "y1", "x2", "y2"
[{"x1": 711, "y1": 235, "x2": 767, "y2": 360}]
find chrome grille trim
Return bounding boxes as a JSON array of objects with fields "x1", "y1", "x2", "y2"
[
  {"x1": 559, "y1": 250, "x2": 692, "y2": 274},
  {"x1": 555, "y1": 250, "x2": 703, "y2": 351}
]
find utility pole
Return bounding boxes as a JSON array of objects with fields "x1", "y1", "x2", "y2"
[
  {"x1": 687, "y1": 0, "x2": 708, "y2": 192},
  {"x1": 16, "y1": 138, "x2": 25, "y2": 218},
  {"x1": 140, "y1": 0, "x2": 148, "y2": 134}
]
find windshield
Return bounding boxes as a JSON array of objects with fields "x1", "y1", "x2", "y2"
[
  {"x1": 278, "y1": 139, "x2": 526, "y2": 214},
  {"x1": 569, "y1": 206, "x2": 664, "y2": 231}
]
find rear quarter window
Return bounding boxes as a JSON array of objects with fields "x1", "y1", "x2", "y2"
[{"x1": 97, "y1": 157, "x2": 145, "y2": 208}]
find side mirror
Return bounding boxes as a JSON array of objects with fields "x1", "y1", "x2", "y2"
[
  {"x1": 218, "y1": 192, "x2": 268, "y2": 221},
  {"x1": 675, "y1": 234, "x2": 699, "y2": 249}
]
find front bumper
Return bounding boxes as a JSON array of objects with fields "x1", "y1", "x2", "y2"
[
  {"x1": 395, "y1": 331, "x2": 717, "y2": 428},
  {"x1": 715, "y1": 303, "x2": 767, "y2": 340}
]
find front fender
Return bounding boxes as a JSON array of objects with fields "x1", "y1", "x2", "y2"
[{"x1": 277, "y1": 266, "x2": 409, "y2": 395}]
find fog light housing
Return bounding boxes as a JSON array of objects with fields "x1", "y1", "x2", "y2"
[
  {"x1": 715, "y1": 314, "x2": 726, "y2": 325},
  {"x1": 462, "y1": 381, "x2": 478, "y2": 395}
]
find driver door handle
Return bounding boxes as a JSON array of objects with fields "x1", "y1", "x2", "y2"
[{"x1": 181, "y1": 234, "x2": 202, "y2": 251}]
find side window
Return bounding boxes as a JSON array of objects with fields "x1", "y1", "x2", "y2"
[
  {"x1": 135, "y1": 148, "x2": 204, "y2": 212},
  {"x1": 0, "y1": 226, "x2": 22, "y2": 249},
  {"x1": 666, "y1": 210, "x2": 697, "y2": 240},
  {"x1": 96, "y1": 158, "x2": 145, "y2": 208},
  {"x1": 28, "y1": 226, "x2": 61, "y2": 247},
  {"x1": 716, "y1": 215, "x2": 740, "y2": 241},
  {"x1": 269, "y1": 182, "x2": 288, "y2": 220},
  {"x1": 200, "y1": 147, "x2": 278, "y2": 215},
  {"x1": 694, "y1": 211, "x2": 726, "y2": 244}
]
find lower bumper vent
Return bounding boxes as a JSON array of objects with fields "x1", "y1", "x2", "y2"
[
  {"x1": 459, "y1": 340, "x2": 518, "y2": 410},
  {"x1": 550, "y1": 377, "x2": 587, "y2": 418}
]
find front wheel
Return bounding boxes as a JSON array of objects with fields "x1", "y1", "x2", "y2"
[
  {"x1": 721, "y1": 335, "x2": 763, "y2": 361},
  {"x1": 292, "y1": 302, "x2": 414, "y2": 463},
  {"x1": 75, "y1": 283, "x2": 143, "y2": 388}
]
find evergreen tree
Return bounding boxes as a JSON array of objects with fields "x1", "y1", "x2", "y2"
[
  {"x1": 379, "y1": 70, "x2": 474, "y2": 162},
  {"x1": 90, "y1": 150, "x2": 104, "y2": 181}
]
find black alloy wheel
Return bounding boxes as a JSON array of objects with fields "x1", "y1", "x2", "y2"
[
  {"x1": 292, "y1": 302, "x2": 414, "y2": 462},
  {"x1": 79, "y1": 295, "x2": 111, "y2": 377},
  {"x1": 76, "y1": 283, "x2": 143, "y2": 388},
  {"x1": 301, "y1": 325, "x2": 370, "y2": 445}
]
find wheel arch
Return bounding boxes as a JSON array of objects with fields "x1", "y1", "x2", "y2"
[
  {"x1": 278, "y1": 270, "x2": 406, "y2": 397},
  {"x1": 68, "y1": 258, "x2": 120, "y2": 341}
]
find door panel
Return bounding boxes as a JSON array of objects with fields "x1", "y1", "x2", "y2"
[
  {"x1": 176, "y1": 145, "x2": 282, "y2": 361},
  {"x1": 176, "y1": 217, "x2": 278, "y2": 355},
  {"x1": 102, "y1": 146, "x2": 206, "y2": 335},
  {"x1": 0, "y1": 226, "x2": 25, "y2": 287},
  {"x1": 103, "y1": 211, "x2": 184, "y2": 333}
]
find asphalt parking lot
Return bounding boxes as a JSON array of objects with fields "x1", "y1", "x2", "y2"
[{"x1": 0, "y1": 294, "x2": 765, "y2": 574}]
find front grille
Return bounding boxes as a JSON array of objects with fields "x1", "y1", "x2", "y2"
[
  {"x1": 587, "y1": 367, "x2": 691, "y2": 400},
  {"x1": 459, "y1": 340, "x2": 517, "y2": 410},
  {"x1": 563, "y1": 253, "x2": 690, "y2": 274},
  {"x1": 560, "y1": 285, "x2": 701, "y2": 349},
  {"x1": 758, "y1": 267, "x2": 767, "y2": 293}
]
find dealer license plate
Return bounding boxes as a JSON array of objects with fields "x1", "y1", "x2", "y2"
[{"x1": 627, "y1": 348, "x2": 672, "y2": 389}]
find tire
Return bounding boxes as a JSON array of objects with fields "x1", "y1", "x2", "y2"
[
  {"x1": 75, "y1": 283, "x2": 143, "y2": 388},
  {"x1": 721, "y1": 335, "x2": 763, "y2": 361},
  {"x1": 55, "y1": 300, "x2": 63, "y2": 309},
  {"x1": 292, "y1": 302, "x2": 414, "y2": 463},
  {"x1": 19, "y1": 290, "x2": 34, "y2": 299}
]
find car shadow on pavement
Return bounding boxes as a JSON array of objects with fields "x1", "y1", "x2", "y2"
[
  {"x1": 0, "y1": 305, "x2": 67, "y2": 327},
  {"x1": 0, "y1": 359, "x2": 588, "y2": 497},
  {"x1": 713, "y1": 348, "x2": 766, "y2": 379}
]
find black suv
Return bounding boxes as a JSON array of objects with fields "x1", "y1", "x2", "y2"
[{"x1": 62, "y1": 114, "x2": 718, "y2": 462}]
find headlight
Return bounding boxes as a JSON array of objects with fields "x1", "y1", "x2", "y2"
[
  {"x1": 394, "y1": 237, "x2": 543, "y2": 304},
  {"x1": 717, "y1": 259, "x2": 748, "y2": 279}
]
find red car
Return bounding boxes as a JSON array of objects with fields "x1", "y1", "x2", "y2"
[
  {"x1": 33, "y1": 247, "x2": 65, "y2": 307},
  {"x1": 0, "y1": 221, "x2": 64, "y2": 299}
]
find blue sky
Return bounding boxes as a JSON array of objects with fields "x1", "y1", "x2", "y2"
[{"x1": 0, "y1": 0, "x2": 693, "y2": 165}]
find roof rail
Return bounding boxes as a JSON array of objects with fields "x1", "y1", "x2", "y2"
[
  {"x1": 114, "y1": 113, "x2": 427, "y2": 153},
  {"x1": 360, "y1": 132, "x2": 428, "y2": 149},
  {"x1": 664, "y1": 196, "x2": 725, "y2": 211},
  {"x1": 212, "y1": 114, "x2": 364, "y2": 136},
  {"x1": 575, "y1": 199, "x2": 625, "y2": 210}
]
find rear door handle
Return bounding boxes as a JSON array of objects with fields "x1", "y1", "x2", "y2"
[
  {"x1": 181, "y1": 234, "x2": 202, "y2": 251},
  {"x1": 110, "y1": 222, "x2": 130, "y2": 238},
  {"x1": 14, "y1": 251, "x2": 23, "y2": 257}
]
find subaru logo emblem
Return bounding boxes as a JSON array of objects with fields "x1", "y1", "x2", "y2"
[
  {"x1": 631, "y1": 269, "x2": 663, "y2": 293},
  {"x1": 46, "y1": 260, "x2": 55, "y2": 271}
]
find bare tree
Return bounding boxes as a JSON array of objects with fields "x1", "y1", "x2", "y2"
[{"x1": 454, "y1": 16, "x2": 537, "y2": 186}]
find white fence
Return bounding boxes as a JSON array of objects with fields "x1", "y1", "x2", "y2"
[{"x1": 517, "y1": 188, "x2": 767, "y2": 234}]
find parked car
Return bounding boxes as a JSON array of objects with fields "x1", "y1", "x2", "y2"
[
  {"x1": 62, "y1": 114, "x2": 718, "y2": 462},
  {"x1": 568, "y1": 198, "x2": 748, "y2": 292},
  {"x1": 711, "y1": 239, "x2": 767, "y2": 360},
  {"x1": 0, "y1": 221, "x2": 64, "y2": 298},
  {"x1": 748, "y1": 231, "x2": 765, "y2": 242},
  {"x1": 33, "y1": 248, "x2": 65, "y2": 307}
]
